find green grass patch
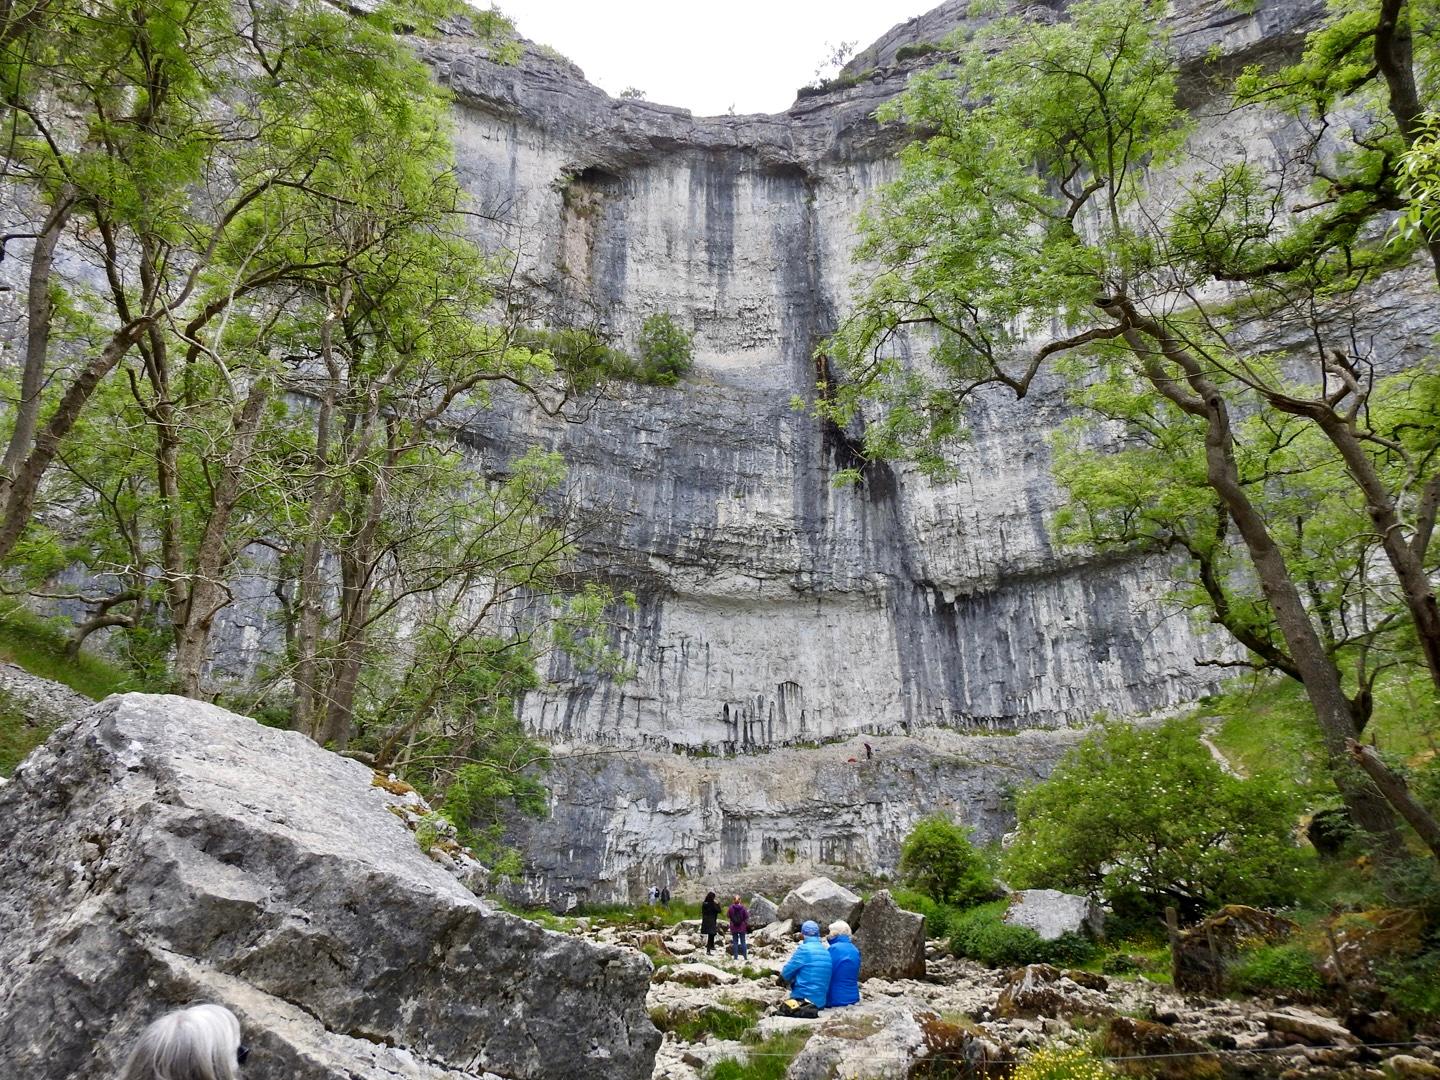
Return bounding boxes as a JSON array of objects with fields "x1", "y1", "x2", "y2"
[
  {"x1": 709, "y1": 1031, "x2": 812, "y2": 1080},
  {"x1": 0, "y1": 601, "x2": 145, "y2": 700},
  {"x1": 651, "y1": 1000, "x2": 762, "y2": 1043},
  {"x1": 0, "y1": 687, "x2": 49, "y2": 775},
  {"x1": 1228, "y1": 942, "x2": 1324, "y2": 996}
]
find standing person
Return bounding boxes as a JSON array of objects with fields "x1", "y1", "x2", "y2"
[
  {"x1": 824, "y1": 920, "x2": 861, "y2": 1007},
  {"x1": 121, "y1": 1003, "x2": 248, "y2": 1080},
  {"x1": 780, "y1": 921, "x2": 833, "y2": 1008},
  {"x1": 864, "y1": 742, "x2": 873, "y2": 760},
  {"x1": 701, "y1": 891, "x2": 722, "y2": 954},
  {"x1": 727, "y1": 894, "x2": 750, "y2": 959},
  {"x1": 647, "y1": 884, "x2": 659, "y2": 905},
  {"x1": 660, "y1": 885, "x2": 671, "y2": 905}
]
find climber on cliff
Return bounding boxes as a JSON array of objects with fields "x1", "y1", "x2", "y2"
[
  {"x1": 727, "y1": 894, "x2": 750, "y2": 959},
  {"x1": 825, "y1": 920, "x2": 861, "y2": 1007},
  {"x1": 780, "y1": 920, "x2": 832, "y2": 1009},
  {"x1": 121, "y1": 1004, "x2": 248, "y2": 1080},
  {"x1": 864, "y1": 742, "x2": 873, "y2": 760}
]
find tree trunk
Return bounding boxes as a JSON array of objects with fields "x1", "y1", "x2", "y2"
[
  {"x1": 0, "y1": 320, "x2": 149, "y2": 563},
  {"x1": 0, "y1": 194, "x2": 73, "y2": 498},
  {"x1": 1350, "y1": 741, "x2": 1440, "y2": 861},
  {"x1": 1105, "y1": 300, "x2": 1407, "y2": 855},
  {"x1": 170, "y1": 379, "x2": 271, "y2": 697}
]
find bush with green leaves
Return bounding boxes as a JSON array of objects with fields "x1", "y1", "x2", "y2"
[
  {"x1": 634, "y1": 313, "x2": 694, "y2": 385},
  {"x1": 1228, "y1": 943, "x2": 1323, "y2": 996},
  {"x1": 1003, "y1": 718, "x2": 1306, "y2": 916},
  {"x1": 898, "y1": 814, "x2": 997, "y2": 907},
  {"x1": 949, "y1": 901, "x2": 1097, "y2": 967}
]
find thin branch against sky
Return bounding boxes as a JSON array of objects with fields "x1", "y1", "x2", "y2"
[{"x1": 501, "y1": 1, "x2": 932, "y2": 117}]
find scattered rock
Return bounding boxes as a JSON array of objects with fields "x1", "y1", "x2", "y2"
[
  {"x1": 995, "y1": 964, "x2": 1113, "y2": 1020},
  {"x1": 1003, "y1": 889, "x2": 1105, "y2": 942},
  {"x1": 748, "y1": 893, "x2": 779, "y2": 929},
  {"x1": 667, "y1": 938, "x2": 697, "y2": 955},
  {"x1": 652, "y1": 963, "x2": 740, "y2": 987},
  {"x1": 786, "y1": 1000, "x2": 1002, "y2": 1080},
  {"x1": 854, "y1": 889, "x2": 926, "y2": 980},
  {"x1": 1265, "y1": 1007, "x2": 1357, "y2": 1047},
  {"x1": 777, "y1": 876, "x2": 864, "y2": 930},
  {"x1": 0, "y1": 694, "x2": 660, "y2": 1080},
  {"x1": 1344, "y1": 1009, "x2": 1408, "y2": 1045},
  {"x1": 1385, "y1": 1055, "x2": 1440, "y2": 1079},
  {"x1": 1104, "y1": 1017, "x2": 1221, "y2": 1080},
  {"x1": 1175, "y1": 906, "x2": 1296, "y2": 993},
  {"x1": 755, "y1": 918, "x2": 795, "y2": 945}
]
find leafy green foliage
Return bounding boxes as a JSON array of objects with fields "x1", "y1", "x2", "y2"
[
  {"x1": 898, "y1": 815, "x2": 997, "y2": 907},
  {"x1": 1228, "y1": 943, "x2": 1324, "y2": 995},
  {"x1": 1004, "y1": 719, "x2": 1307, "y2": 915},
  {"x1": 949, "y1": 901, "x2": 1097, "y2": 967},
  {"x1": 634, "y1": 313, "x2": 695, "y2": 386},
  {"x1": 1398, "y1": 113, "x2": 1440, "y2": 243}
]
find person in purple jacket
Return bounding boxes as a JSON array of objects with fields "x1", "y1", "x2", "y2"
[{"x1": 727, "y1": 895, "x2": 749, "y2": 959}]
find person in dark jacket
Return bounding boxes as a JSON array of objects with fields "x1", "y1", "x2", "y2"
[
  {"x1": 781, "y1": 920, "x2": 832, "y2": 1007},
  {"x1": 727, "y1": 895, "x2": 749, "y2": 959},
  {"x1": 660, "y1": 885, "x2": 671, "y2": 905},
  {"x1": 701, "y1": 891, "x2": 722, "y2": 954},
  {"x1": 824, "y1": 920, "x2": 861, "y2": 1007}
]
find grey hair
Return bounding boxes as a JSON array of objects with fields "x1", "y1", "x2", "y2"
[
  {"x1": 828, "y1": 920, "x2": 852, "y2": 938},
  {"x1": 120, "y1": 1004, "x2": 242, "y2": 1080}
]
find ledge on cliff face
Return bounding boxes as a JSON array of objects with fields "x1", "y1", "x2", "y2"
[{"x1": 0, "y1": 694, "x2": 659, "y2": 1080}]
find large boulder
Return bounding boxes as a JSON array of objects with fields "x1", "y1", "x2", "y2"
[
  {"x1": 853, "y1": 889, "x2": 925, "y2": 980},
  {"x1": 1003, "y1": 889, "x2": 1105, "y2": 942},
  {"x1": 777, "y1": 876, "x2": 864, "y2": 931},
  {"x1": 748, "y1": 893, "x2": 779, "y2": 929},
  {"x1": 995, "y1": 964, "x2": 1113, "y2": 1020},
  {"x1": 1104, "y1": 1017, "x2": 1221, "y2": 1080},
  {"x1": 786, "y1": 999, "x2": 1007, "y2": 1080},
  {"x1": 0, "y1": 694, "x2": 659, "y2": 1080}
]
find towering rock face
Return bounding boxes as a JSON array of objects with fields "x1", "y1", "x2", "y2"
[
  {"x1": 422, "y1": 5, "x2": 1274, "y2": 755},
  {"x1": 400, "y1": 0, "x2": 1397, "y2": 901},
  {"x1": 0, "y1": 694, "x2": 659, "y2": 1079}
]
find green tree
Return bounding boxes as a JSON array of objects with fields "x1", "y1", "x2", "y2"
[
  {"x1": 635, "y1": 312, "x2": 695, "y2": 385},
  {"x1": 821, "y1": 0, "x2": 1440, "y2": 859},
  {"x1": 1004, "y1": 719, "x2": 1306, "y2": 916},
  {"x1": 898, "y1": 814, "x2": 996, "y2": 907}
]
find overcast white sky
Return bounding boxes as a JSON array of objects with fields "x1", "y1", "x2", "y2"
[{"x1": 504, "y1": 2, "x2": 933, "y2": 117}]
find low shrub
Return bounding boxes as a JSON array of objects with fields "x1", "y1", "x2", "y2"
[
  {"x1": 895, "y1": 42, "x2": 941, "y2": 62},
  {"x1": 950, "y1": 901, "x2": 1098, "y2": 967},
  {"x1": 1228, "y1": 943, "x2": 1323, "y2": 996},
  {"x1": 1013, "y1": 1045, "x2": 1117, "y2": 1080}
]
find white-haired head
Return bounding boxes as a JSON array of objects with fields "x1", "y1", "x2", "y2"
[
  {"x1": 120, "y1": 1004, "x2": 244, "y2": 1080},
  {"x1": 829, "y1": 920, "x2": 852, "y2": 938}
]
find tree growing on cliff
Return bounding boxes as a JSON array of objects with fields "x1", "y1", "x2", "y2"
[{"x1": 820, "y1": 0, "x2": 1440, "y2": 859}]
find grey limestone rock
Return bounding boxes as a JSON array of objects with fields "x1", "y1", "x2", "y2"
[
  {"x1": 1003, "y1": 889, "x2": 1105, "y2": 942},
  {"x1": 0, "y1": 694, "x2": 659, "y2": 1080},
  {"x1": 854, "y1": 890, "x2": 926, "y2": 980},
  {"x1": 778, "y1": 876, "x2": 864, "y2": 931},
  {"x1": 748, "y1": 893, "x2": 779, "y2": 929}
]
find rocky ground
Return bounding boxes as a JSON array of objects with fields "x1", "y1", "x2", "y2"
[{"x1": 560, "y1": 917, "x2": 1440, "y2": 1080}]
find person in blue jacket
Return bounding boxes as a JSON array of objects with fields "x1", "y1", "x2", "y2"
[
  {"x1": 780, "y1": 920, "x2": 833, "y2": 1007},
  {"x1": 824, "y1": 920, "x2": 861, "y2": 1007}
]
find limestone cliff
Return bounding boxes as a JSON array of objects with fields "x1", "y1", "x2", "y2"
[{"x1": 391, "y1": 0, "x2": 1371, "y2": 904}]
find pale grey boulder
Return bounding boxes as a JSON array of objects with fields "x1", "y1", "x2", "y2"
[
  {"x1": 1002, "y1": 889, "x2": 1105, "y2": 942},
  {"x1": 748, "y1": 893, "x2": 779, "y2": 929},
  {"x1": 853, "y1": 890, "x2": 926, "y2": 980},
  {"x1": 777, "y1": 877, "x2": 864, "y2": 931},
  {"x1": 0, "y1": 694, "x2": 659, "y2": 1080}
]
